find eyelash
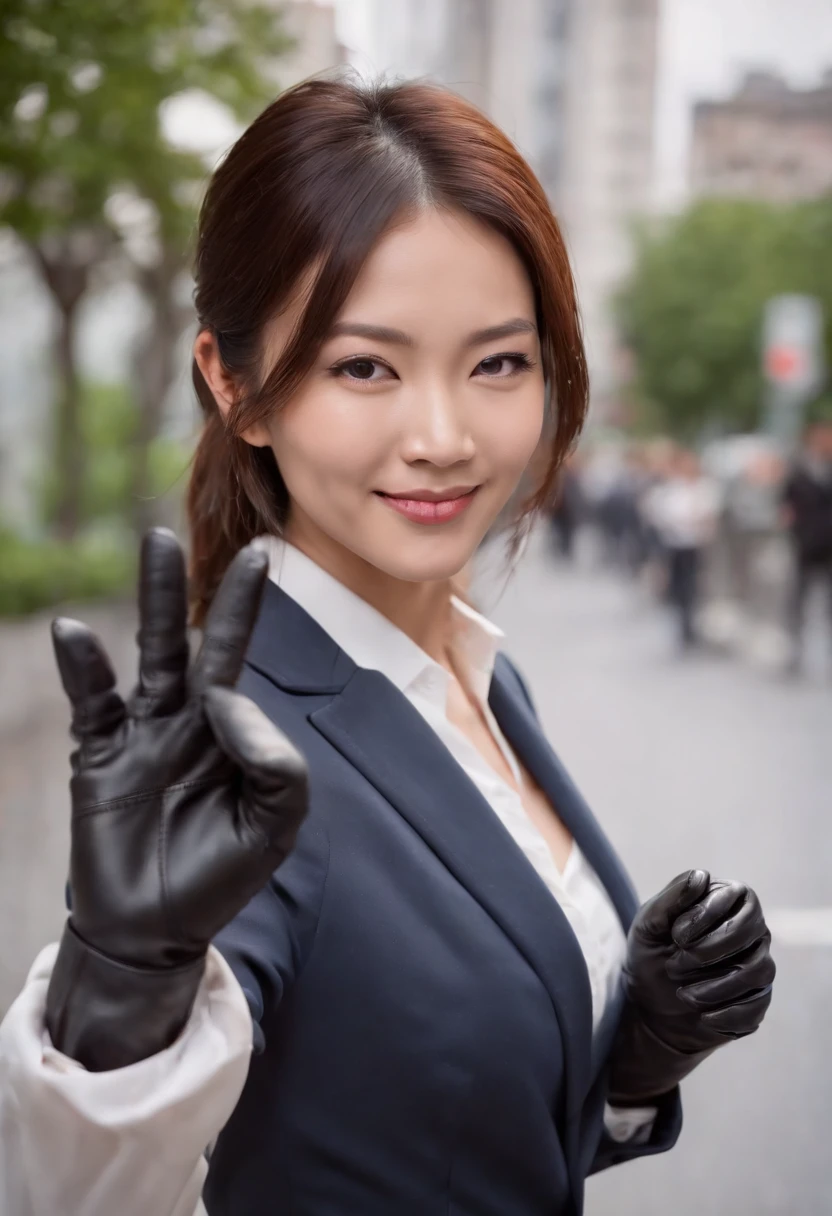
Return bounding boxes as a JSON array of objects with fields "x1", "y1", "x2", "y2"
[{"x1": 329, "y1": 351, "x2": 537, "y2": 383}]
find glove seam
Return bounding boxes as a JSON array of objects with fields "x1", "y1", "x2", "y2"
[
  {"x1": 67, "y1": 920, "x2": 205, "y2": 976},
  {"x1": 158, "y1": 789, "x2": 182, "y2": 951},
  {"x1": 71, "y1": 776, "x2": 224, "y2": 819}
]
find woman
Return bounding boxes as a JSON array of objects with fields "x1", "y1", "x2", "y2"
[{"x1": 0, "y1": 78, "x2": 774, "y2": 1216}]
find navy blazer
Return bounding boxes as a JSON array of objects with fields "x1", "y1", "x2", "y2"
[{"x1": 203, "y1": 581, "x2": 682, "y2": 1215}]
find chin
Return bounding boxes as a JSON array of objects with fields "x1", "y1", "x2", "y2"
[{"x1": 361, "y1": 534, "x2": 482, "y2": 584}]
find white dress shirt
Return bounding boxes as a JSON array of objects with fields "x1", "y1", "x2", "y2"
[{"x1": 0, "y1": 537, "x2": 655, "y2": 1216}]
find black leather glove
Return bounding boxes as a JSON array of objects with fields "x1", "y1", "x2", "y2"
[
  {"x1": 608, "y1": 869, "x2": 775, "y2": 1105},
  {"x1": 45, "y1": 528, "x2": 308, "y2": 1072}
]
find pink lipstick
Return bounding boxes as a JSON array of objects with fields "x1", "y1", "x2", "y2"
[{"x1": 375, "y1": 486, "x2": 479, "y2": 525}]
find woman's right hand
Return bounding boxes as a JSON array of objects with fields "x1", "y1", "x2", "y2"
[{"x1": 45, "y1": 528, "x2": 308, "y2": 1072}]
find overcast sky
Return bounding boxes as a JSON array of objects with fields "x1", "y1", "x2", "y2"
[{"x1": 335, "y1": 0, "x2": 832, "y2": 207}]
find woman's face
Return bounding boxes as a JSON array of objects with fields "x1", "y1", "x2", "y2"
[{"x1": 214, "y1": 207, "x2": 545, "y2": 585}]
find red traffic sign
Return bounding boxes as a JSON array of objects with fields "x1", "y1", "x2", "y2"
[
  {"x1": 763, "y1": 295, "x2": 823, "y2": 395},
  {"x1": 764, "y1": 345, "x2": 806, "y2": 384}
]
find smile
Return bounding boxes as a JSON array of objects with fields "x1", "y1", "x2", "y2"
[{"x1": 374, "y1": 487, "x2": 480, "y2": 525}]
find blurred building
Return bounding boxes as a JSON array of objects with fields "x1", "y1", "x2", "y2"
[
  {"x1": 355, "y1": 0, "x2": 450, "y2": 83},
  {"x1": 691, "y1": 68, "x2": 832, "y2": 202},
  {"x1": 558, "y1": 0, "x2": 659, "y2": 408},
  {"x1": 273, "y1": 0, "x2": 348, "y2": 86},
  {"x1": 358, "y1": 0, "x2": 660, "y2": 408}
]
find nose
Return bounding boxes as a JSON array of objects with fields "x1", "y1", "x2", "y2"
[{"x1": 399, "y1": 379, "x2": 476, "y2": 468}]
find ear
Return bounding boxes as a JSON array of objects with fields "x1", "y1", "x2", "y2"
[{"x1": 193, "y1": 330, "x2": 271, "y2": 448}]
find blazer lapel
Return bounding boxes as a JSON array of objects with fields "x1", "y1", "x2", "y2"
[
  {"x1": 488, "y1": 656, "x2": 640, "y2": 933},
  {"x1": 310, "y1": 667, "x2": 594, "y2": 1127},
  {"x1": 488, "y1": 657, "x2": 640, "y2": 1196}
]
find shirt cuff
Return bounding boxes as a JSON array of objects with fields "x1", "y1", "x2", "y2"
[
  {"x1": 603, "y1": 1100, "x2": 659, "y2": 1145},
  {"x1": 1, "y1": 942, "x2": 253, "y2": 1216}
]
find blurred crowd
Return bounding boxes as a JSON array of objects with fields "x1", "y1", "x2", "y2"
[{"x1": 544, "y1": 422, "x2": 832, "y2": 676}]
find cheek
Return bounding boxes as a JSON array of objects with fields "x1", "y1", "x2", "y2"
[
  {"x1": 267, "y1": 389, "x2": 388, "y2": 501},
  {"x1": 477, "y1": 386, "x2": 546, "y2": 476}
]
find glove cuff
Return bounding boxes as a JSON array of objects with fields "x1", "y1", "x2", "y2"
[
  {"x1": 607, "y1": 1001, "x2": 718, "y2": 1105},
  {"x1": 45, "y1": 920, "x2": 206, "y2": 1072}
]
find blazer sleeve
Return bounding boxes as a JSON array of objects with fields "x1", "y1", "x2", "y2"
[
  {"x1": 589, "y1": 1086, "x2": 683, "y2": 1174},
  {"x1": 212, "y1": 810, "x2": 331, "y2": 1052}
]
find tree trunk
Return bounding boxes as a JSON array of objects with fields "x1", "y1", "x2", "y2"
[
  {"x1": 52, "y1": 299, "x2": 84, "y2": 540},
  {"x1": 30, "y1": 243, "x2": 96, "y2": 542},
  {"x1": 129, "y1": 251, "x2": 192, "y2": 536}
]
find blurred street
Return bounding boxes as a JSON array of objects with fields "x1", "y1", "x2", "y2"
[{"x1": 1, "y1": 526, "x2": 830, "y2": 1213}]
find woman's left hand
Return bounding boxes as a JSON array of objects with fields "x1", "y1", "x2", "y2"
[
  {"x1": 608, "y1": 869, "x2": 775, "y2": 1104},
  {"x1": 626, "y1": 868, "x2": 775, "y2": 1052}
]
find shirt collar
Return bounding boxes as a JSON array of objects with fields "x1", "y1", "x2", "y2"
[{"x1": 251, "y1": 534, "x2": 504, "y2": 713}]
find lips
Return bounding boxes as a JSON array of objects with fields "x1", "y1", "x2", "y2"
[
  {"x1": 375, "y1": 486, "x2": 480, "y2": 525},
  {"x1": 381, "y1": 486, "x2": 478, "y2": 502}
]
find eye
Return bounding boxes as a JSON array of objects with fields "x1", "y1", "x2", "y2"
[
  {"x1": 330, "y1": 356, "x2": 395, "y2": 383},
  {"x1": 475, "y1": 352, "x2": 536, "y2": 379}
]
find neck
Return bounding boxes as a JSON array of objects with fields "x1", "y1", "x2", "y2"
[{"x1": 284, "y1": 517, "x2": 456, "y2": 667}]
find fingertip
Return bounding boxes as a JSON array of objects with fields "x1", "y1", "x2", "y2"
[
  {"x1": 49, "y1": 617, "x2": 120, "y2": 716},
  {"x1": 239, "y1": 538, "x2": 269, "y2": 561},
  {"x1": 688, "y1": 868, "x2": 710, "y2": 891},
  {"x1": 51, "y1": 618, "x2": 85, "y2": 686},
  {"x1": 142, "y1": 525, "x2": 179, "y2": 548},
  {"x1": 51, "y1": 616, "x2": 84, "y2": 642},
  {"x1": 218, "y1": 542, "x2": 270, "y2": 603},
  {"x1": 680, "y1": 869, "x2": 710, "y2": 908},
  {"x1": 193, "y1": 547, "x2": 270, "y2": 690},
  {"x1": 236, "y1": 542, "x2": 270, "y2": 580},
  {"x1": 51, "y1": 617, "x2": 104, "y2": 668},
  {"x1": 139, "y1": 528, "x2": 186, "y2": 582}
]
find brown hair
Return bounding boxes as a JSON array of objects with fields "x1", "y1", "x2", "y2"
[{"x1": 188, "y1": 75, "x2": 588, "y2": 625}]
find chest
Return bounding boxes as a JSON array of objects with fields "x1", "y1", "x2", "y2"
[{"x1": 444, "y1": 673, "x2": 574, "y2": 874}]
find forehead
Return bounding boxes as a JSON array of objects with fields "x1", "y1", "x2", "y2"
[{"x1": 339, "y1": 207, "x2": 536, "y2": 329}]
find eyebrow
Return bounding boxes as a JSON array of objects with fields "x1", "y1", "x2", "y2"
[{"x1": 326, "y1": 317, "x2": 537, "y2": 348}]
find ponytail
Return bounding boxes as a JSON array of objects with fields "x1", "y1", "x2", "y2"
[{"x1": 186, "y1": 359, "x2": 288, "y2": 628}]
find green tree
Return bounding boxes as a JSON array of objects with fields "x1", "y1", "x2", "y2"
[
  {"x1": 616, "y1": 197, "x2": 832, "y2": 439},
  {"x1": 0, "y1": 0, "x2": 292, "y2": 538}
]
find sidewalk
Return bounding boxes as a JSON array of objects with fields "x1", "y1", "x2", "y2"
[{"x1": 0, "y1": 600, "x2": 138, "y2": 1015}]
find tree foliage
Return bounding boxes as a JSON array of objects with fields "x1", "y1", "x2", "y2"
[
  {"x1": 0, "y1": 0, "x2": 293, "y2": 537},
  {"x1": 0, "y1": 0, "x2": 292, "y2": 243},
  {"x1": 616, "y1": 197, "x2": 832, "y2": 438}
]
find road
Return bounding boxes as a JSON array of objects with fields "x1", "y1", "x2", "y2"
[{"x1": 1, "y1": 526, "x2": 830, "y2": 1214}]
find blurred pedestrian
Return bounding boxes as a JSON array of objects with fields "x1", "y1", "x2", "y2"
[
  {"x1": 781, "y1": 420, "x2": 832, "y2": 675},
  {"x1": 548, "y1": 451, "x2": 584, "y2": 559},
  {"x1": 579, "y1": 445, "x2": 625, "y2": 563},
  {"x1": 619, "y1": 446, "x2": 656, "y2": 575},
  {"x1": 643, "y1": 449, "x2": 721, "y2": 650},
  {"x1": 723, "y1": 449, "x2": 785, "y2": 612}
]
